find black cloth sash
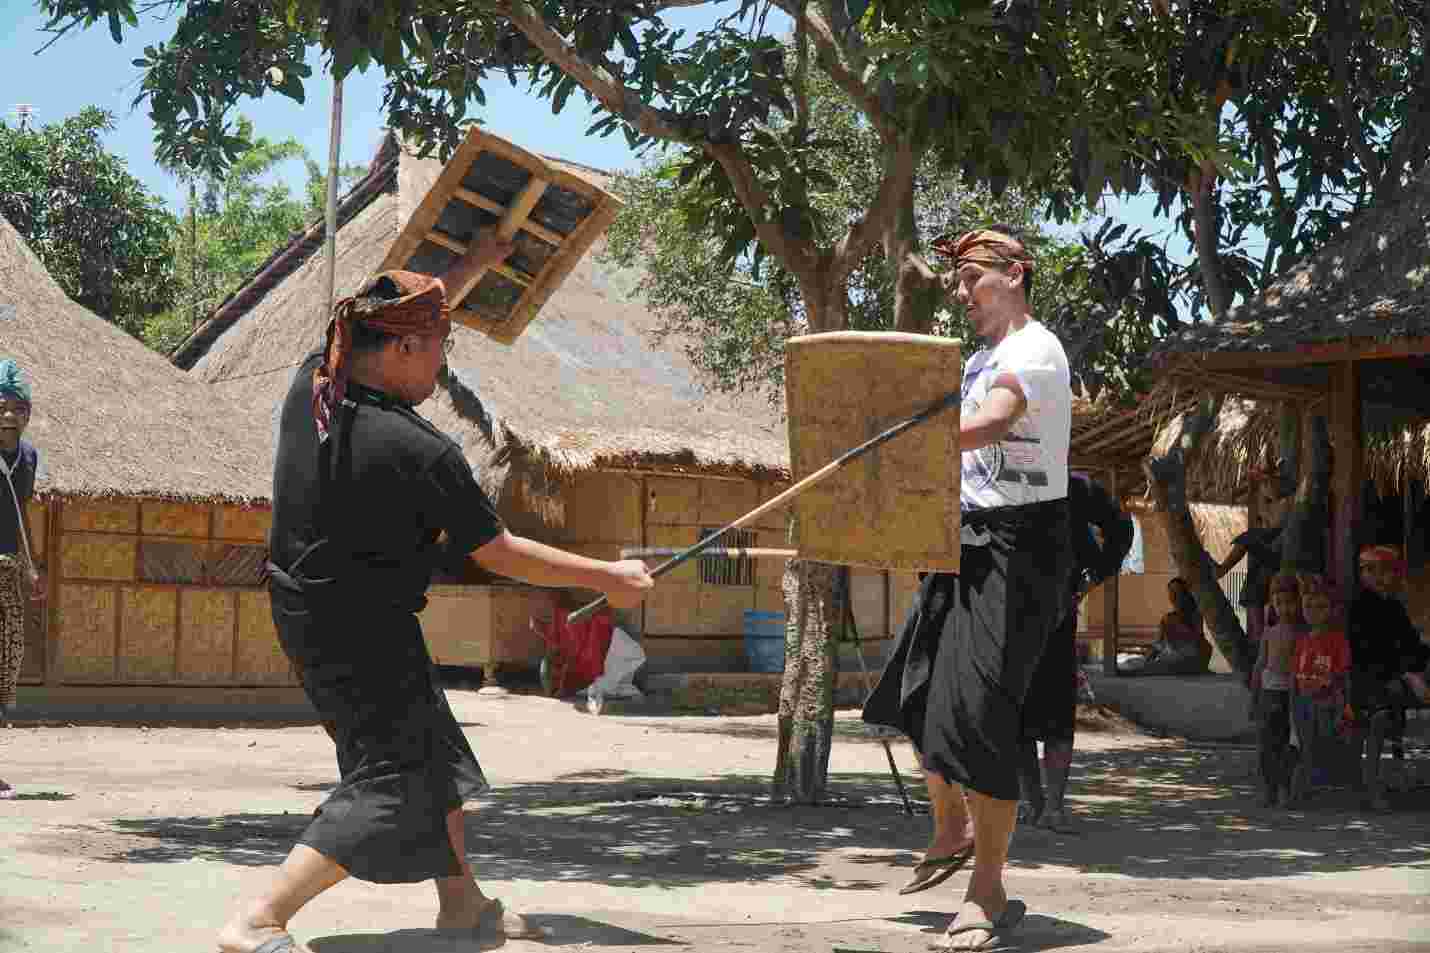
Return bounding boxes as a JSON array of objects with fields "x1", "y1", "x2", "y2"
[{"x1": 863, "y1": 497, "x2": 1071, "y2": 800}]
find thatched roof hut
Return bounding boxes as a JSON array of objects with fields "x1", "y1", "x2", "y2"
[
  {"x1": 0, "y1": 215, "x2": 271, "y2": 501},
  {"x1": 171, "y1": 134, "x2": 787, "y2": 517},
  {"x1": 1152, "y1": 164, "x2": 1430, "y2": 494}
]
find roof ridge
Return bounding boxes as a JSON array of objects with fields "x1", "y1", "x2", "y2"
[{"x1": 170, "y1": 133, "x2": 402, "y2": 370}]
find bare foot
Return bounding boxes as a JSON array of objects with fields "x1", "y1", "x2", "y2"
[{"x1": 217, "y1": 916, "x2": 311, "y2": 953}]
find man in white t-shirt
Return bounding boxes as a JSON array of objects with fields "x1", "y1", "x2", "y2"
[{"x1": 864, "y1": 226, "x2": 1072, "y2": 951}]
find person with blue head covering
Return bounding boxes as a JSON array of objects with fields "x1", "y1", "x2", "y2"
[{"x1": 0, "y1": 357, "x2": 42, "y2": 799}]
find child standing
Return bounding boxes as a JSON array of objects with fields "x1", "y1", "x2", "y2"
[
  {"x1": 1255, "y1": 573, "x2": 1305, "y2": 807},
  {"x1": 1289, "y1": 574, "x2": 1352, "y2": 805}
]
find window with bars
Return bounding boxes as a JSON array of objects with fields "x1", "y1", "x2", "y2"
[{"x1": 698, "y1": 527, "x2": 756, "y2": 586}]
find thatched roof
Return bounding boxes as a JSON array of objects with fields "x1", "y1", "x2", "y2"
[
  {"x1": 0, "y1": 215, "x2": 273, "y2": 502},
  {"x1": 171, "y1": 133, "x2": 787, "y2": 509},
  {"x1": 1155, "y1": 165, "x2": 1430, "y2": 360}
]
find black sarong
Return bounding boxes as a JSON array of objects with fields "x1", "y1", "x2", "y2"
[
  {"x1": 1019, "y1": 610, "x2": 1078, "y2": 743},
  {"x1": 270, "y1": 570, "x2": 488, "y2": 884},
  {"x1": 863, "y1": 498, "x2": 1070, "y2": 801}
]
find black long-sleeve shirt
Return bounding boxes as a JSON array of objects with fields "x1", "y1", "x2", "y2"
[
  {"x1": 1068, "y1": 471, "x2": 1135, "y2": 605},
  {"x1": 1349, "y1": 587, "x2": 1430, "y2": 682}
]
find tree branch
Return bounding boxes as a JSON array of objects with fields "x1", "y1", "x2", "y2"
[
  {"x1": 836, "y1": 140, "x2": 916, "y2": 276},
  {"x1": 1375, "y1": 28, "x2": 1430, "y2": 204},
  {"x1": 791, "y1": 3, "x2": 811, "y2": 145},
  {"x1": 771, "y1": 0, "x2": 896, "y2": 145},
  {"x1": 704, "y1": 140, "x2": 819, "y2": 273},
  {"x1": 499, "y1": 1, "x2": 692, "y2": 144},
  {"x1": 1326, "y1": 0, "x2": 1383, "y2": 187}
]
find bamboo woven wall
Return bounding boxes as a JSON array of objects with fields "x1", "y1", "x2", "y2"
[
  {"x1": 517, "y1": 470, "x2": 898, "y2": 668},
  {"x1": 38, "y1": 498, "x2": 292, "y2": 688}
]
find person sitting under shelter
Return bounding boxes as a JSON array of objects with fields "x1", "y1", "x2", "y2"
[
  {"x1": 1119, "y1": 577, "x2": 1212, "y2": 676},
  {"x1": 1349, "y1": 544, "x2": 1430, "y2": 811}
]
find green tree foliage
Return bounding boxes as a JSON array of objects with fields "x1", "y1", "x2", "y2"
[
  {"x1": 0, "y1": 106, "x2": 174, "y2": 335},
  {"x1": 143, "y1": 117, "x2": 367, "y2": 354}
]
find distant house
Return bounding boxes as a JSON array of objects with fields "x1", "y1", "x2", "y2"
[{"x1": 0, "y1": 214, "x2": 297, "y2": 713}]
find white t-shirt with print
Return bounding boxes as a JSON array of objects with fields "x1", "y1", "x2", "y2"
[{"x1": 960, "y1": 320, "x2": 1071, "y2": 510}]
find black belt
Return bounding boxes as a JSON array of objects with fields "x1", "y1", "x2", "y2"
[{"x1": 997, "y1": 467, "x2": 1049, "y2": 487}]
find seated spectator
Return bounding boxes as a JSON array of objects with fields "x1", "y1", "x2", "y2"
[
  {"x1": 1349, "y1": 544, "x2": 1430, "y2": 810},
  {"x1": 1254, "y1": 572, "x2": 1305, "y2": 807},
  {"x1": 1288, "y1": 574, "x2": 1353, "y2": 806},
  {"x1": 1119, "y1": 578, "x2": 1212, "y2": 676}
]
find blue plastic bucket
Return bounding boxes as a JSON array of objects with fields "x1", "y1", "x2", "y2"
[{"x1": 744, "y1": 610, "x2": 786, "y2": 673}]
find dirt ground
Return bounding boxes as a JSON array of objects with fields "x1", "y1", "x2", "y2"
[{"x1": 2, "y1": 690, "x2": 1428, "y2": 953}]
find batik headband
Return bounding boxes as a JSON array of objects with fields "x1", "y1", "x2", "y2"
[
  {"x1": 930, "y1": 229, "x2": 1036, "y2": 272},
  {"x1": 311, "y1": 270, "x2": 451, "y2": 443}
]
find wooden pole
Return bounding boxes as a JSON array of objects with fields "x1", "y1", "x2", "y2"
[
  {"x1": 324, "y1": 78, "x2": 344, "y2": 313},
  {"x1": 1329, "y1": 360, "x2": 1364, "y2": 597},
  {"x1": 1102, "y1": 468, "x2": 1120, "y2": 676},
  {"x1": 568, "y1": 386, "x2": 962, "y2": 623}
]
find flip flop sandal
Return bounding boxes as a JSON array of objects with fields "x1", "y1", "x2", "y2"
[
  {"x1": 477, "y1": 897, "x2": 553, "y2": 940},
  {"x1": 898, "y1": 843, "x2": 975, "y2": 895},
  {"x1": 938, "y1": 900, "x2": 1027, "y2": 952},
  {"x1": 252, "y1": 935, "x2": 300, "y2": 953}
]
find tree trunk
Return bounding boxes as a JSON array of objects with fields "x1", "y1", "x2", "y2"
[
  {"x1": 771, "y1": 280, "x2": 849, "y2": 805},
  {"x1": 884, "y1": 188, "x2": 939, "y2": 334},
  {"x1": 1143, "y1": 397, "x2": 1256, "y2": 674},
  {"x1": 1279, "y1": 412, "x2": 1331, "y2": 574},
  {"x1": 773, "y1": 559, "x2": 839, "y2": 804},
  {"x1": 1188, "y1": 173, "x2": 1233, "y2": 321}
]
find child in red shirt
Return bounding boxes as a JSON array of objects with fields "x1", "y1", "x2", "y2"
[{"x1": 1289, "y1": 573, "x2": 1352, "y2": 805}]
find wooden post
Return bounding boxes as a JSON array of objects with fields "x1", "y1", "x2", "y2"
[
  {"x1": 1102, "y1": 468, "x2": 1120, "y2": 676},
  {"x1": 324, "y1": 78, "x2": 344, "y2": 314},
  {"x1": 1329, "y1": 361, "x2": 1364, "y2": 598}
]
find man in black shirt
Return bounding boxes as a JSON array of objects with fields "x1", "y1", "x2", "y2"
[
  {"x1": 1349, "y1": 544, "x2": 1430, "y2": 809},
  {"x1": 219, "y1": 234, "x2": 655, "y2": 953},
  {"x1": 1016, "y1": 471, "x2": 1133, "y2": 831}
]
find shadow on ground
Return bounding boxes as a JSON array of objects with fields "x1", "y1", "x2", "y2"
[
  {"x1": 46, "y1": 743, "x2": 1430, "y2": 889},
  {"x1": 308, "y1": 914, "x2": 685, "y2": 951}
]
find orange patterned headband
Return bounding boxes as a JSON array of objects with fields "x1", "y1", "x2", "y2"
[
  {"x1": 931, "y1": 229, "x2": 1035, "y2": 271},
  {"x1": 1360, "y1": 544, "x2": 1405, "y2": 571}
]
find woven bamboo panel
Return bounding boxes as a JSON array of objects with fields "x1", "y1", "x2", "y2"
[
  {"x1": 488, "y1": 587, "x2": 554, "y2": 666},
  {"x1": 381, "y1": 127, "x2": 623, "y2": 345},
  {"x1": 213, "y1": 505, "x2": 271, "y2": 542},
  {"x1": 421, "y1": 587, "x2": 492, "y2": 665},
  {"x1": 644, "y1": 525, "x2": 701, "y2": 582},
  {"x1": 55, "y1": 584, "x2": 116, "y2": 682},
  {"x1": 558, "y1": 474, "x2": 640, "y2": 543},
  {"x1": 889, "y1": 572, "x2": 921, "y2": 632},
  {"x1": 644, "y1": 583, "x2": 700, "y2": 635},
  {"x1": 785, "y1": 332, "x2": 962, "y2": 572},
  {"x1": 700, "y1": 479, "x2": 760, "y2": 525},
  {"x1": 209, "y1": 544, "x2": 266, "y2": 587},
  {"x1": 139, "y1": 540, "x2": 208, "y2": 585},
  {"x1": 63, "y1": 500, "x2": 138, "y2": 534},
  {"x1": 62, "y1": 534, "x2": 138, "y2": 581},
  {"x1": 25, "y1": 501, "x2": 44, "y2": 559},
  {"x1": 235, "y1": 590, "x2": 292, "y2": 685},
  {"x1": 696, "y1": 588, "x2": 756, "y2": 637},
  {"x1": 752, "y1": 483, "x2": 792, "y2": 532},
  {"x1": 645, "y1": 477, "x2": 701, "y2": 527},
  {"x1": 21, "y1": 594, "x2": 44, "y2": 681},
  {"x1": 177, "y1": 590, "x2": 235, "y2": 682},
  {"x1": 118, "y1": 587, "x2": 178, "y2": 681},
  {"x1": 142, "y1": 502, "x2": 210, "y2": 538}
]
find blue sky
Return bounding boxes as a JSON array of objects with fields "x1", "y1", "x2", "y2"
[{"x1": 2, "y1": 4, "x2": 1188, "y2": 261}]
